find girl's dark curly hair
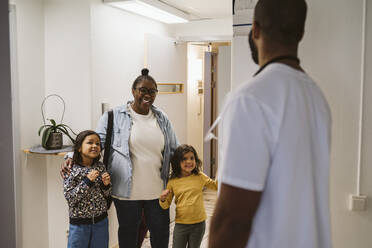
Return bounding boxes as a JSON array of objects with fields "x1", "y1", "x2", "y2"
[
  {"x1": 72, "y1": 130, "x2": 101, "y2": 165},
  {"x1": 170, "y1": 144, "x2": 202, "y2": 179}
]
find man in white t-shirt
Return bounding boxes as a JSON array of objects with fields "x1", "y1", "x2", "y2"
[{"x1": 209, "y1": 0, "x2": 332, "y2": 248}]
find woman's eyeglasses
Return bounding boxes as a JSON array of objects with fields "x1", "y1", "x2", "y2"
[{"x1": 135, "y1": 87, "x2": 158, "y2": 96}]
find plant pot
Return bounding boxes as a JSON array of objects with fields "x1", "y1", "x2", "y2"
[{"x1": 44, "y1": 132, "x2": 63, "y2": 150}]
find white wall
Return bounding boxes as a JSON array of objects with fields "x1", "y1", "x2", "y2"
[
  {"x1": 12, "y1": 0, "x2": 174, "y2": 247},
  {"x1": 44, "y1": 1, "x2": 93, "y2": 247},
  {"x1": 170, "y1": 17, "x2": 233, "y2": 40},
  {"x1": 90, "y1": 2, "x2": 172, "y2": 126},
  {"x1": 215, "y1": 45, "x2": 231, "y2": 176},
  {"x1": 300, "y1": 1, "x2": 372, "y2": 247},
  {"x1": 230, "y1": 0, "x2": 372, "y2": 247},
  {"x1": 44, "y1": 0, "x2": 93, "y2": 133},
  {"x1": 12, "y1": 0, "x2": 93, "y2": 246},
  {"x1": 12, "y1": 0, "x2": 372, "y2": 247},
  {"x1": 217, "y1": 46, "x2": 231, "y2": 114},
  {"x1": 231, "y1": 35, "x2": 258, "y2": 88},
  {"x1": 10, "y1": 0, "x2": 49, "y2": 247},
  {"x1": 362, "y1": 0, "x2": 372, "y2": 223},
  {"x1": 187, "y1": 44, "x2": 207, "y2": 158},
  {"x1": 11, "y1": 0, "x2": 46, "y2": 164},
  {"x1": 145, "y1": 34, "x2": 188, "y2": 144}
]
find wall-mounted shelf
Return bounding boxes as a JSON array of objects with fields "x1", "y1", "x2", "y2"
[
  {"x1": 158, "y1": 83, "x2": 184, "y2": 94},
  {"x1": 23, "y1": 149, "x2": 67, "y2": 156},
  {"x1": 23, "y1": 145, "x2": 73, "y2": 156}
]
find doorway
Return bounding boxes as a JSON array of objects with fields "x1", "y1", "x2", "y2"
[
  {"x1": 186, "y1": 42, "x2": 231, "y2": 179},
  {"x1": 144, "y1": 35, "x2": 232, "y2": 179}
]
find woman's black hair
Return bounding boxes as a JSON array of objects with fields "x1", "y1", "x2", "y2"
[
  {"x1": 170, "y1": 144, "x2": 202, "y2": 179},
  {"x1": 132, "y1": 68, "x2": 157, "y2": 89},
  {"x1": 72, "y1": 130, "x2": 101, "y2": 166}
]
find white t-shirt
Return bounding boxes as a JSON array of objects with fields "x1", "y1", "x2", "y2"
[
  {"x1": 127, "y1": 106, "x2": 164, "y2": 200},
  {"x1": 218, "y1": 63, "x2": 332, "y2": 248}
]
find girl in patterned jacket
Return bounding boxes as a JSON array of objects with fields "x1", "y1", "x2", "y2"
[{"x1": 63, "y1": 130, "x2": 112, "y2": 248}]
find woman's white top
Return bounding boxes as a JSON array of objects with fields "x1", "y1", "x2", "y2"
[{"x1": 126, "y1": 105, "x2": 165, "y2": 200}]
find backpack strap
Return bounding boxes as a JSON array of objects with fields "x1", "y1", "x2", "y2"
[{"x1": 103, "y1": 110, "x2": 113, "y2": 169}]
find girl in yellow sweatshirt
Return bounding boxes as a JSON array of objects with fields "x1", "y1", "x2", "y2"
[{"x1": 159, "y1": 144, "x2": 217, "y2": 248}]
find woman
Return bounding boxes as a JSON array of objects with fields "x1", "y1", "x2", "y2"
[{"x1": 63, "y1": 68, "x2": 179, "y2": 248}]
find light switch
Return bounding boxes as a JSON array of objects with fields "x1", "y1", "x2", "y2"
[
  {"x1": 101, "y1": 102, "x2": 110, "y2": 114},
  {"x1": 349, "y1": 194, "x2": 367, "y2": 211}
]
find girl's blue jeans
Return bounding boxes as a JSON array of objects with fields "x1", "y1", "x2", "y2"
[{"x1": 67, "y1": 217, "x2": 109, "y2": 248}]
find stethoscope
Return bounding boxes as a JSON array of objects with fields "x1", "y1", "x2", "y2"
[
  {"x1": 254, "y1": 55, "x2": 300, "y2": 76},
  {"x1": 204, "y1": 55, "x2": 300, "y2": 142}
]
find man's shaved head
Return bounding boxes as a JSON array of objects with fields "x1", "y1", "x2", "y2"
[{"x1": 254, "y1": 0, "x2": 307, "y2": 46}]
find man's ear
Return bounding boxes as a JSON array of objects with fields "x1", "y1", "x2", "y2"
[
  {"x1": 131, "y1": 88, "x2": 135, "y2": 96},
  {"x1": 252, "y1": 21, "x2": 260, "y2": 39}
]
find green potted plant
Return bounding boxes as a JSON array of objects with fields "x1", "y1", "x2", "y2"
[
  {"x1": 38, "y1": 119, "x2": 76, "y2": 149},
  {"x1": 38, "y1": 94, "x2": 76, "y2": 150}
]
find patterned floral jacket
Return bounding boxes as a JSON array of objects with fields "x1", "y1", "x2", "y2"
[{"x1": 63, "y1": 161, "x2": 112, "y2": 224}]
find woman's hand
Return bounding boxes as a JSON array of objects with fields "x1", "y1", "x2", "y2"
[
  {"x1": 101, "y1": 172, "x2": 111, "y2": 186},
  {"x1": 160, "y1": 189, "x2": 171, "y2": 202},
  {"x1": 60, "y1": 158, "x2": 72, "y2": 178},
  {"x1": 87, "y1": 169, "x2": 99, "y2": 182}
]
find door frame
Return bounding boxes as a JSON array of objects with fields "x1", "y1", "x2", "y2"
[{"x1": 183, "y1": 37, "x2": 232, "y2": 178}]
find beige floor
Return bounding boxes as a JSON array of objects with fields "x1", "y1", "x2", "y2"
[{"x1": 141, "y1": 189, "x2": 217, "y2": 248}]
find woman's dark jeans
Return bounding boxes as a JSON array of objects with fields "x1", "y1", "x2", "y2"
[{"x1": 113, "y1": 198, "x2": 170, "y2": 248}]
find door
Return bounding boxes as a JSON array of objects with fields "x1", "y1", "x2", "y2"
[{"x1": 203, "y1": 52, "x2": 218, "y2": 178}]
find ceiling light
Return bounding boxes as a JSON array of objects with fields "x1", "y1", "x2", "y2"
[{"x1": 103, "y1": 0, "x2": 190, "y2": 24}]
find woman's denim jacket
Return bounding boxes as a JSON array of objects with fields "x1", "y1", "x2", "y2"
[{"x1": 95, "y1": 102, "x2": 179, "y2": 198}]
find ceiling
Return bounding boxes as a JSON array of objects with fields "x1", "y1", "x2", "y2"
[{"x1": 160, "y1": 0, "x2": 232, "y2": 20}]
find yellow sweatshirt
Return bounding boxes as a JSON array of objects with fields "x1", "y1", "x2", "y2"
[{"x1": 159, "y1": 172, "x2": 217, "y2": 224}]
